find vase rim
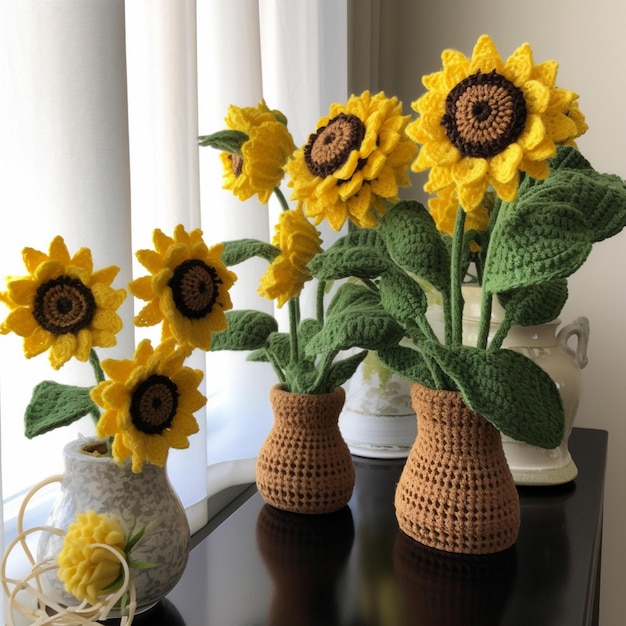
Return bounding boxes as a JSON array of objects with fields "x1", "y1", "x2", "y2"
[{"x1": 270, "y1": 383, "x2": 345, "y2": 400}]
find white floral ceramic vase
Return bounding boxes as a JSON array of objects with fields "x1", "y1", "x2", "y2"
[
  {"x1": 339, "y1": 351, "x2": 416, "y2": 458},
  {"x1": 37, "y1": 437, "x2": 190, "y2": 616},
  {"x1": 462, "y1": 285, "x2": 589, "y2": 486}
]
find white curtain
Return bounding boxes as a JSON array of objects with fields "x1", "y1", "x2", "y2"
[{"x1": 0, "y1": 0, "x2": 348, "y2": 541}]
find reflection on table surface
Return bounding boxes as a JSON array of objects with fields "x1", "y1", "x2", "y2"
[{"x1": 155, "y1": 428, "x2": 605, "y2": 626}]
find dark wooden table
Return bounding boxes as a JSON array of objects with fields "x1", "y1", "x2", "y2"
[{"x1": 134, "y1": 427, "x2": 607, "y2": 626}]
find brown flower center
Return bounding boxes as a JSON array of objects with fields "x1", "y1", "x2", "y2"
[
  {"x1": 441, "y1": 70, "x2": 527, "y2": 159},
  {"x1": 229, "y1": 154, "x2": 243, "y2": 177},
  {"x1": 130, "y1": 374, "x2": 179, "y2": 435},
  {"x1": 304, "y1": 113, "x2": 366, "y2": 178},
  {"x1": 33, "y1": 275, "x2": 96, "y2": 335},
  {"x1": 168, "y1": 259, "x2": 221, "y2": 320}
]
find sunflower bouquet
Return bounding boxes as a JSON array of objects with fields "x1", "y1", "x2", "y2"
[
  {"x1": 0, "y1": 229, "x2": 228, "y2": 472},
  {"x1": 304, "y1": 34, "x2": 626, "y2": 449},
  {"x1": 0, "y1": 228, "x2": 237, "y2": 619},
  {"x1": 199, "y1": 93, "x2": 416, "y2": 394}
]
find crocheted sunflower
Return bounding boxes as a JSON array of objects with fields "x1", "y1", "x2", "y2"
[
  {"x1": 408, "y1": 34, "x2": 587, "y2": 215},
  {"x1": 129, "y1": 225, "x2": 237, "y2": 352},
  {"x1": 258, "y1": 205, "x2": 323, "y2": 307},
  {"x1": 286, "y1": 90, "x2": 417, "y2": 230},
  {"x1": 0, "y1": 236, "x2": 126, "y2": 370},
  {"x1": 92, "y1": 338, "x2": 205, "y2": 472},
  {"x1": 203, "y1": 100, "x2": 296, "y2": 205}
]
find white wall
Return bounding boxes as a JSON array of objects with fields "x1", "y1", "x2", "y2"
[{"x1": 365, "y1": 1, "x2": 626, "y2": 623}]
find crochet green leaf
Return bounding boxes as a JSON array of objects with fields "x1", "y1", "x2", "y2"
[
  {"x1": 308, "y1": 228, "x2": 391, "y2": 280},
  {"x1": 221, "y1": 239, "x2": 280, "y2": 266},
  {"x1": 306, "y1": 283, "x2": 404, "y2": 354},
  {"x1": 484, "y1": 146, "x2": 626, "y2": 294},
  {"x1": 324, "y1": 349, "x2": 368, "y2": 392},
  {"x1": 422, "y1": 342, "x2": 564, "y2": 448},
  {"x1": 211, "y1": 309, "x2": 278, "y2": 351},
  {"x1": 379, "y1": 200, "x2": 451, "y2": 296},
  {"x1": 197, "y1": 129, "x2": 248, "y2": 155},
  {"x1": 379, "y1": 269, "x2": 428, "y2": 326},
  {"x1": 376, "y1": 345, "x2": 437, "y2": 390},
  {"x1": 498, "y1": 280, "x2": 569, "y2": 327},
  {"x1": 25, "y1": 381, "x2": 100, "y2": 439}
]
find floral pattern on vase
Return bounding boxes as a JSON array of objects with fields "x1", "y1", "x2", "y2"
[{"x1": 37, "y1": 438, "x2": 190, "y2": 616}]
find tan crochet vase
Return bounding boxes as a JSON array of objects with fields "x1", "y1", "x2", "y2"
[
  {"x1": 395, "y1": 383, "x2": 520, "y2": 554},
  {"x1": 256, "y1": 384, "x2": 355, "y2": 514}
]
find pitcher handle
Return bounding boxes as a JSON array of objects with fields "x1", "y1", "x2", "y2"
[{"x1": 556, "y1": 316, "x2": 590, "y2": 369}]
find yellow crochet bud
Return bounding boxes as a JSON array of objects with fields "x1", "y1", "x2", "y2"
[{"x1": 57, "y1": 510, "x2": 126, "y2": 604}]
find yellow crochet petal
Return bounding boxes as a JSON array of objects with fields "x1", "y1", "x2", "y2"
[
  {"x1": 22, "y1": 327, "x2": 54, "y2": 358},
  {"x1": 532, "y1": 59, "x2": 558, "y2": 87},
  {"x1": 457, "y1": 179, "x2": 489, "y2": 213},
  {"x1": 518, "y1": 114, "x2": 547, "y2": 151},
  {"x1": 338, "y1": 171, "x2": 364, "y2": 201},
  {"x1": 134, "y1": 300, "x2": 164, "y2": 327},
  {"x1": 503, "y1": 41, "x2": 534, "y2": 85},
  {"x1": 136, "y1": 248, "x2": 165, "y2": 274},
  {"x1": 451, "y1": 158, "x2": 488, "y2": 185},
  {"x1": 469, "y1": 35, "x2": 504, "y2": 74},
  {"x1": 74, "y1": 329, "x2": 93, "y2": 362},
  {"x1": 141, "y1": 435, "x2": 169, "y2": 469},
  {"x1": 48, "y1": 236, "x2": 71, "y2": 266},
  {"x1": 128, "y1": 275, "x2": 154, "y2": 301},
  {"x1": 370, "y1": 165, "x2": 399, "y2": 198},
  {"x1": 489, "y1": 143, "x2": 523, "y2": 184},
  {"x1": 49, "y1": 333, "x2": 78, "y2": 370},
  {"x1": 153, "y1": 228, "x2": 175, "y2": 255},
  {"x1": 333, "y1": 150, "x2": 361, "y2": 180},
  {"x1": 90, "y1": 265, "x2": 120, "y2": 288},
  {"x1": 424, "y1": 166, "x2": 454, "y2": 193},
  {"x1": 22, "y1": 247, "x2": 48, "y2": 275},
  {"x1": 440, "y1": 50, "x2": 470, "y2": 89},
  {"x1": 490, "y1": 174, "x2": 520, "y2": 203},
  {"x1": 522, "y1": 79, "x2": 550, "y2": 115},
  {"x1": 1, "y1": 307, "x2": 37, "y2": 337},
  {"x1": 69, "y1": 247, "x2": 94, "y2": 274}
]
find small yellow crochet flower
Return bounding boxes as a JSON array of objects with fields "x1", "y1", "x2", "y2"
[
  {"x1": 129, "y1": 225, "x2": 237, "y2": 352},
  {"x1": 57, "y1": 510, "x2": 126, "y2": 605},
  {"x1": 407, "y1": 34, "x2": 587, "y2": 213},
  {"x1": 258, "y1": 206, "x2": 323, "y2": 307},
  {"x1": 92, "y1": 338, "x2": 206, "y2": 472},
  {"x1": 0, "y1": 236, "x2": 126, "y2": 370},
  {"x1": 219, "y1": 101, "x2": 296, "y2": 204},
  {"x1": 286, "y1": 90, "x2": 417, "y2": 231}
]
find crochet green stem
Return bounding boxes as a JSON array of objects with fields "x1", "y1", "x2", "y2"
[
  {"x1": 406, "y1": 321, "x2": 446, "y2": 390},
  {"x1": 312, "y1": 350, "x2": 339, "y2": 394},
  {"x1": 288, "y1": 297, "x2": 300, "y2": 365},
  {"x1": 477, "y1": 198, "x2": 503, "y2": 349},
  {"x1": 316, "y1": 280, "x2": 326, "y2": 325},
  {"x1": 450, "y1": 207, "x2": 466, "y2": 345},
  {"x1": 89, "y1": 349, "x2": 105, "y2": 384},
  {"x1": 274, "y1": 186, "x2": 290, "y2": 213},
  {"x1": 477, "y1": 287, "x2": 494, "y2": 350},
  {"x1": 264, "y1": 347, "x2": 288, "y2": 386}
]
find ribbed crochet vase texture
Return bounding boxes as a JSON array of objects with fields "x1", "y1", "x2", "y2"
[
  {"x1": 395, "y1": 384, "x2": 520, "y2": 554},
  {"x1": 256, "y1": 384, "x2": 355, "y2": 514}
]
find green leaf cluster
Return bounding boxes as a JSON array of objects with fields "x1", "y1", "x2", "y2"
[{"x1": 309, "y1": 145, "x2": 626, "y2": 446}]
